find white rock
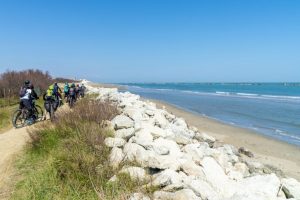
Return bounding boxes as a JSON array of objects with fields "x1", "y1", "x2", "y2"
[
  {"x1": 123, "y1": 107, "x2": 144, "y2": 122},
  {"x1": 234, "y1": 173, "x2": 281, "y2": 199},
  {"x1": 282, "y1": 178, "x2": 300, "y2": 199},
  {"x1": 153, "y1": 112, "x2": 169, "y2": 129},
  {"x1": 166, "y1": 123, "x2": 194, "y2": 145},
  {"x1": 174, "y1": 118, "x2": 188, "y2": 129},
  {"x1": 194, "y1": 132, "x2": 216, "y2": 145},
  {"x1": 209, "y1": 146, "x2": 239, "y2": 170},
  {"x1": 180, "y1": 160, "x2": 205, "y2": 178},
  {"x1": 151, "y1": 145, "x2": 169, "y2": 155},
  {"x1": 114, "y1": 128, "x2": 135, "y2": 140},
  {"x1": 149, "y1": 126, "x2": 168, "y2": 138},
  {"x1": 109, "y1": 147, "x2": 124, "y2": 168},
  {"x1": 164, "y1": 131, "x2": 191, "y2": 145},
  {"x1": 229, "y1": 162, "x2": 249, "y2": 179},
  {"x1": 123, "y1": 143, "x2": 148, "y2": 162},
  {"x1": 119, "y1": 166, "x2": 149, "y2": 182},
  {"x1": 227, "y1": 193, "x2": 285, "y2": 200},
  {"x1": 131, "y1": 129, "x2": 154, "y2": 148},
  {"x1": 182, "y1": 143, "x2": 210, "y2": 164},
  {"x1": 152, "y1": 169, "x2": 183, "y2": 187},
  {"x1": 153, "y1": 191, "x2": 174, "y2": 200},
  {"x1": 173, "y1": 189, "x2": 201, "y2": 200},
  {"x1": 104, "y1": 137, "x2": 126, "y2": 147},
  {"x1": 128, "y1": 193, "x2": 150, "y2": 200},
  {"x1": 147, "y1": 154, "x2": 181, "y2": 170},
  {"x1": 201, "y1": 156, "x2": 237, "y2": 198},
  {"x1": 162, "y1": 182, "x2": 185, "y2": 192},
  {"x1": 164, "y1": 112, "x2": 176, "y2": 122},
  {"x1": 150, "y1": 138, "x2": 181, "y2": 157},
  {"x1": 111, "y1": 114, "x2": 134, "y2": 129},
  {"x1": 186, "y1": 179, "x2": 220, "y2": 200},
  {"x1": 145, "y1": 109, "x2": 155, "y2": 116}
]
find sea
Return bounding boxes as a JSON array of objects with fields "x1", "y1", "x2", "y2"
[{"x1": 120, "y1": 83, "x2": 300, "y2": 146}]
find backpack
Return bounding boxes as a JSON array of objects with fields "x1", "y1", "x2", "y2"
[
  {"x1": 46, "y1": 88, "x2": 54, "y2": 97},
  {"x1": 69, "y1": 88, "x2": 75, "y2": 95},
  {"x1": 64, "y1": 85, "x2": 69, "y2": 93},
  {"x1": 19, "y1": 87, "x2": 27, "y2": 97}
]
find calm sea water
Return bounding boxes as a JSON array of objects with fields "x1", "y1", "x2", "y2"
[{"x1": 121, "y1": 83, "x2": 300, "y2": 146}]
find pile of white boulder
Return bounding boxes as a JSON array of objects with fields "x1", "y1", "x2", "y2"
[{"x1": 84, "y1": 82, "x2": 300, "y2": 200}]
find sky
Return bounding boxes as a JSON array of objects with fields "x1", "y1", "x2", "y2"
[{"x1": 0, "y1": 0, "x2": 299, "y2": 83}]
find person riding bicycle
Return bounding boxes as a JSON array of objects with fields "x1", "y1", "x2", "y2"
[
  {"x1": 43, "y1": 85, "x2": 58, "y2": 119},
  {"x1": 75, "y1": 84, "x2": 81, "y2": 99},
  {"x1": 79, "y1": 83, "x2": 86, "y2": 98},
  {"x1": 63, "y1": 82, "x2": 70, "y2": 99},
  {"x1": 53, "y1": 82, "x2": 62, "y2": 100},
  {"x1": 19, "y1": 80, "x2": 39, "y2": 124},
  {"x1": 68, "y1": 83, "x2": 76, "y2": 102}
]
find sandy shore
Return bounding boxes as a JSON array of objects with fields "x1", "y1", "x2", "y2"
[{"x1": 148, "y1": 98, "x2": 300, "y2": 181}]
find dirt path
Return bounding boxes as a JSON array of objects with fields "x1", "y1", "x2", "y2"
[{"x1": 0, "y1": 127, "x2": 30, "y2": 199}]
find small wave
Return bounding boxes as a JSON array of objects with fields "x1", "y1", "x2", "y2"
[
  {"x1": 275, "y1": 130, "x2": 300, "y2": 141},
  {"x1": 216, "y1": 91, "x2": 230, "y2": 95},
  {"x1": 126, "y1": 85, "x2": 142, "y2": 89},
  {"x1": 236, "y1": 93, "x2": 259, "y2": 96},
  {"x1": 128, "y1": 86, "x2": 300, "y2": 102},
  {"x1": 182, "y1": 90, "x2": 202, "y2": 95},
  {"x1": 155, "y1": 88, "x2": 174, "y2": 92},
  {"x1": 261, "y1": 95, "x2": 300, "y2": 100}
]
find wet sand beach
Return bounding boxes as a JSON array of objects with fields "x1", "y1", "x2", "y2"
[{"x1": 149, "y1": 98, "x2": 300, "y2": 181}]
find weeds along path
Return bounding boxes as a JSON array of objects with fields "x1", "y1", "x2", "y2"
[
  {"x1": 0, "y1": 126, "x2": 29, "y2": 198},
  {"x1": 0, "y1": 101, "x2": 76, "y2": 199}
]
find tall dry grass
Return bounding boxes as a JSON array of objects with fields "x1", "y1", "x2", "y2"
[{"x1": 11, "y1": 98, "x2": 147, "y2": 200}]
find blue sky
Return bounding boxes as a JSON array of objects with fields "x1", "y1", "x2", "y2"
[{"x1": 0, "y1": 0, "x2": 299, "y2": 82}]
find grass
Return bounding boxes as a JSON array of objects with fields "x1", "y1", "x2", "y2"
[
  {"x1": 0, "y1": 107, "x2": 11, "y2": 131},
  {"x1": 11, "y1": 98, "x2": 147, "y2": 200},
  {"x1": 0, "y1": 97, "x2": 19, "y2": 107}
]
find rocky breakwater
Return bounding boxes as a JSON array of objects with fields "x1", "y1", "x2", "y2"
[{"x1": 85, "y1": 83, "x2": 300, "y2": 200}]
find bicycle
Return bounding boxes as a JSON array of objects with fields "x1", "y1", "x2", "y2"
[
  {"x1": 67, "y1": 95, "x2": 76, "y2": 108},
  {"x1": 44, "y1": 98, "x2": 56, "y2": 121},
  {"x1": 12, "y1": 99, "x2": 44, "y2": 128}
]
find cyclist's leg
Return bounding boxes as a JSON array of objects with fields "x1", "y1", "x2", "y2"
[{"x1": 22, "y1": 99, "x2": 33, "y2": 120}]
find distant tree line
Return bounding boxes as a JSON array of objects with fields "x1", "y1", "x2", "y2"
[{"x1": 0, "y1": 69, "x2": 75, "y2": 99}]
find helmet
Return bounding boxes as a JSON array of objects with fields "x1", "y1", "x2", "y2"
[
  {"x1": 24, "y1": 80, "x2": 30, "y2": 85},
  {"x1": 71, "y1": 83, "x2": 75, "y2": 87},
  {"x1": 65, "y1": 82, "x2": 68, "y2": 85},
  {"x1": 49, "y1": 85, "x2": 54, "y2": 90},
  {"x1": 54, "y1": 82, "x2": 58, "y2": 86}
]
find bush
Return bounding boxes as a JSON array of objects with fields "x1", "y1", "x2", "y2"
[
  {"x1": 0, "y1": 69, "x2": 52, "y2": 98},
  {"x1": 12, "y1": 99, "x2": 145, "y2": 200},
  {"x1": 0, "y1": 69, "x2": 76, "y2": 99}
]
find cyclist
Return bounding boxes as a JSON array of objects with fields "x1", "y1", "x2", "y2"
[
  {"x1": 68, "y1": 83, "x2": 76, "y2": 102},
  {"x1": 19, "y1": 80, "x2": 39, "y2": 124},
  {"x1": 43, "y1": 85, "x2": 56, "y2": 119},
  {"x1": 53, "y1": 82, "x2": 62, "y2": 100},
  {"x1": 80, "y1": 83, "x2": 86, "y2": 98},
  {"x1": 75, "y1": 84, "x2": 81, "y2": 99},
  {"x1": 63, "y1": 82, "x2": 70, "y2": 99}
]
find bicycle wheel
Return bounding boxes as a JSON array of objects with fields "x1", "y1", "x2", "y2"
[
  {"x1": 12, "y1": 109, "x2": 27, "y2": 128},
  {"x1": 34, "y1": 105, "x2": 44, "y2": 121},
  {"x1": 70, "y1": 97, "x2": 74, "y2": 108},
  {"x1": 49, "y1": 103, "x2": 55, "y2": 121}
]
